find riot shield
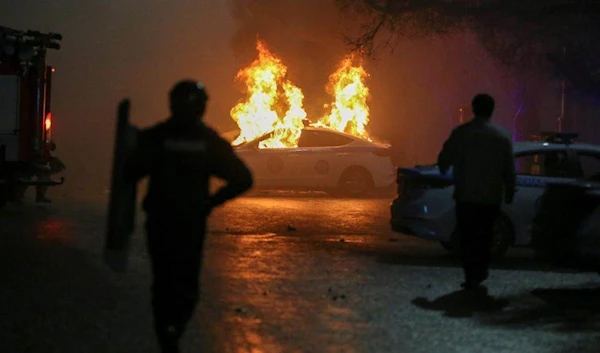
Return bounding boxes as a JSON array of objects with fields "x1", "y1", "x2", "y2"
[{"x1": 104, "y1": 99, "x2": 139, "y2": 273}]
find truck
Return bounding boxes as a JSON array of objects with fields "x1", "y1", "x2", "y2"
[{"x1": 0, "y1": 25, "x2": 64, "y2": 208}]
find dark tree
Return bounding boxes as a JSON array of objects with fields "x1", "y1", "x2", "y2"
[{"x1": 336, "y1": 0, "x2": 600, "y2": 93}]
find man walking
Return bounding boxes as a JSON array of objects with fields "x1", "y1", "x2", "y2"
[
  {"x1": 125, "y1": 80, "x2": 253, "y2": 352},
  {"x1": 438, "y1": 94, "x2": 516, "y2": 289}
]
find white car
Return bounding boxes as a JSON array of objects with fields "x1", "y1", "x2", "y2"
[
  {"x1": 234, "y1": 126, "x2": 395, "y2": 195},
  {"x1": 390, "y1": 133, "x2": 600, "y2": 257}
]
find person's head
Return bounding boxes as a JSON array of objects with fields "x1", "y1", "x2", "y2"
[
  {"x1": 471, "y1": 94, "x2": 495, "y2": 118},
  {"x1": 169, "y1": 80, "x2": 209, "y2": 123}
]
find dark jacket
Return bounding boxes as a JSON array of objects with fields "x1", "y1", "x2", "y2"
[
  {"x1": 438, "y1": 117, "x2": 516, "y2": 205},
  {"x1": 126, "y1": 118, "x2": 253, "y2": 218}
]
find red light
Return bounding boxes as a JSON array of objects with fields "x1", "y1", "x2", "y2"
[
  {"x1": 51, "y1": 67, "x2": 56, "y2": 72},
  {"x1": 45, "y1": 113, "x2": 52, "y2": 130}
]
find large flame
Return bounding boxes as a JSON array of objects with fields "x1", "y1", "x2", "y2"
[
  {"x1": 230, "y1": 40, "x2": 371, "y2": 148},
  {"x1": 318, "y1": 55, "x2": 370, "y2": 140},
  {"x1": 230, "y1": 40, "x2": 307, "y2": 148}
]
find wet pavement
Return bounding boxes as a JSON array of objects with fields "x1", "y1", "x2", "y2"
[{"x1": 1, "y1": 192, "x2": 600, "y2": 353}]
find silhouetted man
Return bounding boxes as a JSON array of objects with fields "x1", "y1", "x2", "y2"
[
  {"x1": 438, "y1": 94, "x2": 516, "y2": 289},
  {"x1": 126, "y1": 80, "x2": 253, "y2": 353}
]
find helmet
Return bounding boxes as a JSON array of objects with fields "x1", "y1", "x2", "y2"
[{"x1": 169, "y1": 80, "x2": 209, "y2": 116}]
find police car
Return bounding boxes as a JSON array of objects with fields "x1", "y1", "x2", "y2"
[
  {"x1": 233, "y1": 126, "x2": 395, "y2": 195},
  {"x1": 390, "y1": 132, "x2": 600, "y2": 258}
]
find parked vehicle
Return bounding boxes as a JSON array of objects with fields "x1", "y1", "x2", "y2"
[
  {"x1": 390, "y1": 132, "x2": 600, "y2": 258},
  {"x1": 0, "y1": 26, "x2": 65, "y2": 208}
]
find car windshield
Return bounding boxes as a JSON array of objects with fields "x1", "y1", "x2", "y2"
[
  {"x1": 297, "y1": 130, "x2": 353, "y2": 148},
  {"x1": 238, "y1": 129, "x2": 354, "y2": 149}
]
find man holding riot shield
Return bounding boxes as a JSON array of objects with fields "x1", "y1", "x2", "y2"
[{"x1": 124, "y1": 80, "x2": 253, "y2": 353}]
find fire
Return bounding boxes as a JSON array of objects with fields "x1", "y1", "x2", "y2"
[
  {"x1": 230, "y1": 40, "x2": 371, "y2": 148},
  {"x1": 230, "y1": 40, "x2": 307, "y2": 148},
  {"x1": 318, "y1": 55, "x2": 370, "y2": 140}
]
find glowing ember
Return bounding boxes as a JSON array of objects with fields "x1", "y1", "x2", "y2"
[
  {"x1": 230, "y1": 40, "x2": 371, "y2": 148},
  {"x1": 230, "y1": 40, "x2": 307, "y2": 148},
  {"x1": 317, "y1": 55, "x2": 370, "y2": 140}
]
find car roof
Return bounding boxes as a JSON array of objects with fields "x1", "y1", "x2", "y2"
[
  {"x1": 513, "y1": 141, "x2": 600, "y2": 154},
  {"x1": 304, "y1": 125, "x2": 360, "y2": 139},
  {"x1": 237, "y1": 125, "x2": 382, "y2": 147}
]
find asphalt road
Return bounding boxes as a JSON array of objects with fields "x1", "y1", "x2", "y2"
[{"x1": 1, "y1": 191, "x2": 600, "y2": 353}]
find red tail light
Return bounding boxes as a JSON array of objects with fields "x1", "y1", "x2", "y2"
[
  {"x1": 45, "y1": 112, "x2": 52, "y2": 131},
  {"x1": 372, "y1": 147, "x2": 391, "y2": 157}
]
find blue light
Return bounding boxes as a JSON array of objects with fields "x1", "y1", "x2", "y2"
[{"x1": 424, "y1": 205, "x2": 429, "y2": 214}]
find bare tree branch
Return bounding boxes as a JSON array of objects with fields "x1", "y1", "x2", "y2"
[{"x1": 337, "y1": 0, "x2": 600, "y2": 92}]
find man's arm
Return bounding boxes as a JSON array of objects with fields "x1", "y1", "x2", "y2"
[
  {"x1": 438, "y1": 129, "x2": 458, "y2": 174},
  {"x1": 503, "y1": 137, "x2": 517, "y2": 204},
  {"x1": 208, "y1": 137, "x2": 254, "y2": 209}
]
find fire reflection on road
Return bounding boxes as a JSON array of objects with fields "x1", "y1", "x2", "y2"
[{"x1": 199, "y1": 230, "x2": 368, "y2": 353}]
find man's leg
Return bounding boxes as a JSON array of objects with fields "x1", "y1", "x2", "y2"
[
  {"x1": 474, "y1": 204, "x2": 501, "y2": 281},
  {"x1": 462, "y1": 204, "x2": 500, "y2": 287},
  {"x1": 169, "y1": 226, "x2": 205, "y2": 340},
  {"x1": 146, "y1": 220, "x2": 181, "y2": 353},
  {"x1": 456, "y1": 202, "x2": 484, "y2": 287},
  {"x1": 146, "y1": 219, "x2": 205, "y2": 353}
]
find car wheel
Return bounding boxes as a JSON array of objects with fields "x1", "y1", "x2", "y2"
[
  {"x1": 338, "y1": 167, "x2": 374, "y2": 196},
  {"x1": 446, "y1": 213, "x2": 514, "y2": 260}
]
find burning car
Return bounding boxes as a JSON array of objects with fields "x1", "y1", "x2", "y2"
[
  {"x1": 233, "y1": 124, "x2": 395, "y2": 195},
  {"x1": 225, "y1": 40, "x2": 389, "y2": 195},
  {"x1": 390, "y1": 132, "x2": 600, "y2": 258}
]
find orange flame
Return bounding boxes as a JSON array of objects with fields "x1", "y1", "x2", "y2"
[
  {"x1": 230, "y1": 40, "x2": 371, "y2": 148},
  {"x1": 230, "y1": 40, "x2": 307, "y2": 148},
  {"x1": 318, "y1": 55, "x2": 370, "y2": 140}
]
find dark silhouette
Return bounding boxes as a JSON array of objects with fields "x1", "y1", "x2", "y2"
[
  {"x1": 125, "y1": 80, "x2": 253, "y2": 353},
  {"x1": 438, "y1": 94, "x2": 516, "y2": 289}
]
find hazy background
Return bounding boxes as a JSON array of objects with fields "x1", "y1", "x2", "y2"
[{"x1": 1, "y1": 0, "x2": 569, "y2": 195}]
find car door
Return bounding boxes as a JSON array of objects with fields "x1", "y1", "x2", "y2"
[
  {"x1": 235, "y1": 135, "x2": 294, "y2": 189},
  {"x1": 570, "y1": 148, "x2": 600, "y2": 181},
  {"x1": 287, "y1": 130, "x2": 354, "y2": 188},
  {"x1": 506, "y1": 148, "x2": 577, "y2": 243}
]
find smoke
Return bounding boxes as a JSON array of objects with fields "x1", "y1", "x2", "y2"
[
  {"x1": 1, "y1": 0, "x2": 238, "y2": 194},
  {"x1": 1, "y1": 0, "x2": 546, "y2": 197},
  {"x1": 228, "y1": 1, "x2": 528, "y2": 166},
  {"x1": 229, "y1": 0, "x2": 350, "y2": 121}
]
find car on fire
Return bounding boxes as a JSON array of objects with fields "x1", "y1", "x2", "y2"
[
  {"x1": 232, "y1": 126, "x2": 395, "y2": 195},
  {"x1": 390, "y1": 132, "x2": 600, "y2": 258}
]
